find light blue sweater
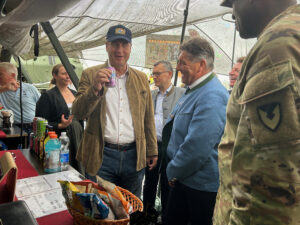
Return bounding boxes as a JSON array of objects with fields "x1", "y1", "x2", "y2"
[
  {"x1": 0, "y1": 83, "x2": 40, "y2": 124},
  {"x1": 166, "y1": 74, "x2": 229, "y2": 192}
]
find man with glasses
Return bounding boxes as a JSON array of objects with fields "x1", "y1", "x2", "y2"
[
  {"x1": 143, "y1": 60, "x2": 184, "y2": 224},
  {"x1": 163, "y1": 37, "x2": 228, "y2": 225}
]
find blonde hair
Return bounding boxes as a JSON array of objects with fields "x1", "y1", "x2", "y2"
[
  {"x1": 0, "y1": 62, "x2": 18, "y2": 76},
  {"x1": 51, "y1": 64, "x2": 64, "y2": 85}
]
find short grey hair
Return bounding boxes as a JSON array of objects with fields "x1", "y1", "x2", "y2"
[
  {"x1": 0, "y1": 62, "x2": 18, "y2": 75},
  {"x1": 153, "y1": 60, "x2": 173, "y2": 74},
  {"x1": 180, "y1": 37, "x2": 214, "y2": 70}
]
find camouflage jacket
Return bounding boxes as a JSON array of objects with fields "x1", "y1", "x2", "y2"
[{"x1": 214, "y1": 5, "x2": 300, "y2": 225}]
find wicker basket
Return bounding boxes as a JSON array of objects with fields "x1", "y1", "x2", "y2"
[{"x1": 67, "y1": 186, "x2": 143, "y2": 225}]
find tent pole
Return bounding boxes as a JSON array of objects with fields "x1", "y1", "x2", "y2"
[
  {"x1": 174, "y1": 0, "x2": 190, "y2": 87},
  {"x1": 0, "y1": 47, "x2": 11, "y2": 62},
  {"x1": 231, "y1": 26, "x2": 237, "y2": 68},
  {"x1": 41, "y1": 21, "x2": 79, "y2": 89}
]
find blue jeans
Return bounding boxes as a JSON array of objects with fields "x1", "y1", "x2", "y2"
[{"x1": 85, "y1": 146, "x2": 145, "y2": 198}]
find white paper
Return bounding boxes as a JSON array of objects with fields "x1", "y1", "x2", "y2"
[{"x1": 16, "y1": 170, "x2": 83, "y2": 218}]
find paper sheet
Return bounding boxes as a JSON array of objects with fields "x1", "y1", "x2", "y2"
[{"x1": 16, "y1": 170, "x2": 83, "y2": 218}]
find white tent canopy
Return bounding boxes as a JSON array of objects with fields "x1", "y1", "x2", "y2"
[
  {"x1": 1, "y1": 0, "x2": 299, "y2": 75},
  {"x1": 82, "y1": 15, "x2": 256, "y2": 75},
  {"x1": 1, "y1": 0, "x2": 232, "y2": 58},
  {"x1": 0, "y1": 0, "x2": 81, "y2": 56}
]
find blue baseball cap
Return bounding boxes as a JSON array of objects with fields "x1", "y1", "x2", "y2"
[{"x1": 106, "y1": 25, "x2": 132, "y2": 43}]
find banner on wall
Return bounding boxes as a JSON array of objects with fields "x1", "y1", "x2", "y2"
[{"x1": 145, "y1": 34, "x2": 190, "y2": 68}]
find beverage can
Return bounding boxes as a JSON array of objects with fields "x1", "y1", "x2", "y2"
[
  {"x1": 29, "y1": 132, "x2": 34, "y2": 151},
  {"x1": 106, "y1": 67, "x2": 116, "y2": 87},
  {"x1": 32, "y1": 117, "x2": 39, "y2": 135},
  {"x1": 37, "y1": 118, "x2": 47, "y2": 138}
]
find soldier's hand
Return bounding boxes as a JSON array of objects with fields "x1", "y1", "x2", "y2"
[{"x1": 93, "y1": 68, "x2": 112, "y2": 95}]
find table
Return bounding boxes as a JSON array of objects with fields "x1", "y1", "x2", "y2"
[
  {"x1": 22, "y1": 148, "x2": 45, "y2": 175},
  {"x1": 0, "y1": 150, "x2": 73, "y2": 225},
  {"x1": 0, "y1": 126, "x2": 28, "y2": 149}
]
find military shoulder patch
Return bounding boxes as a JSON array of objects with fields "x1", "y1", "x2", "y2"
[{"x1": 257, "y1": 102, "x2": 281, "y2": 131}]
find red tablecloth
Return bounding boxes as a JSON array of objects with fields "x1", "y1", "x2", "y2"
[
  {"x1": 0, "y1": 150, "x2": 73, "y2": 225},
  {"x1": 37, "y1": 210, "x2": 73, "y2": 225},
  {"x1": 4, "y1": 150, "x2": 39, "y2": 178},
  {"x1": 0, "y1": 129, "x2": 6, "y2": 138},
  {"x1": 0, "y1": 150, "x2": 38, "y2": 203}
]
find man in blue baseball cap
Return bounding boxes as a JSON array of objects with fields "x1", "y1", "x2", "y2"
[
  {"x1": 106, "y1": 24, "x2": 132, "y2": 43},
  {"x1": 72, "y1": 24, "x2": 158, "y2": 198}
]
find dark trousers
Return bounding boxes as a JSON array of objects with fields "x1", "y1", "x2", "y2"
[
  {"x1": 143, "y1": 142, "x2": 169, "y2": 223},
  {"x1": 66, "y1": 119, "x2": 84, "y2": 174},
  {"x1": 165, "y1": 182, "x2": 217, "y2": 225},
  {"x1": 159, "y1": 168, "x2": 169, "y2": 223}
]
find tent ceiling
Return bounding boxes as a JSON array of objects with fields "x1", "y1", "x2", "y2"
[
  {"x1": 0, "y1": 0, "x2": 232, "y2": 59},
  {"x1": 1, "y1": 0, "x2": 299, "y2": 75},
  {"x1": 82, "y1": 15, "x2": 257, "y2": 75},
  {"x1": 0, "y1": 0, "x2": 82, "y2": 56}
]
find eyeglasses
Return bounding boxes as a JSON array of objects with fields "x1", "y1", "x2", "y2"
[{"x1": 151, "y1": 71, "x2": 169, "y2": 77}]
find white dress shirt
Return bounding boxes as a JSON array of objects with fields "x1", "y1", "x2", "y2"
[
  {"x1": 104, "y1": 63, "x2": 135, "y2": 144},
  {"x1": 154, "y1": 84, "x2": 172, "y2": 142}
]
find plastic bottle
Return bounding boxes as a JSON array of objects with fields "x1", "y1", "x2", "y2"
[
  {"x1": 44, "y1": 133, "x2": 61, "y2": 173},
  {"x1": 59, "y1": 132, "x2": 70, "y2": 171},
  {"x1": 44, "y1": 130, "x2": 55, "y2": 151}
]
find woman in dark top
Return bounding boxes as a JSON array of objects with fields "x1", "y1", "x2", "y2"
[
  {"x1": 35, "y1": 64, "x2": 75, "y2": 135},
  {"x1": 36, "y1": 64, "x2": 84, "y2": 173}
]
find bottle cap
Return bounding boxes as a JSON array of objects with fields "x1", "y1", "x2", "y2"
[{"x1": 49, "y1": 133, "x2": 57, "y2": 139}]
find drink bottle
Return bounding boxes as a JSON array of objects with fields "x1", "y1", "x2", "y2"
[
  {"x1": 59, "y1": 132, "x2": 70, "y2": 171},
  {"x1": 44, "y1": 133, "x2": 61, "y2": 173}
]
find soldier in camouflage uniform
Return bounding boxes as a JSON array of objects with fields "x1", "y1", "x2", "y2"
[{"x1": 214, "y1": 0, "x2": 300, "y2": 224}]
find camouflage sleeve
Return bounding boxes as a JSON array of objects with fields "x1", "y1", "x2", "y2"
[{"x1": 227, "y1": 19, "x2": 300, "y2": 224}]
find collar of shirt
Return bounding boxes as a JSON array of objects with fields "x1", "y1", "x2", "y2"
[
  {"x1": 108, "y1": 60, "x2": 128, "y2": 78},
  {"x1": 158, "y1": 84, "x2": 173, "y2": 96},
  {"x1": 188, "y1": 71, "x2": 212, "y2": 90}
]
